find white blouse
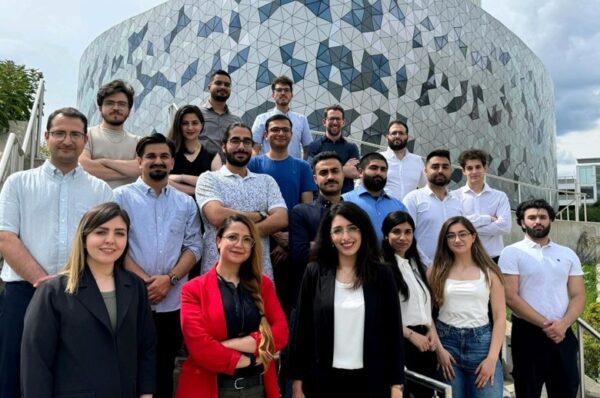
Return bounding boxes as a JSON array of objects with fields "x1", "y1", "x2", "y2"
[
  {"x1": 332, "y1": 280, "x2": 365, "y2": 369},
  {"x1": 438, "y1": 270, "x2": 490, "y2": 328},
  {"x1": 396, "y1": 255, "x2": 432, "y2": 326}
]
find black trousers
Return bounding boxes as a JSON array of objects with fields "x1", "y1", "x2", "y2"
[
  {"x1": 0, "y1": 281, "x2": 35, "y2": 398},
  {"x1": 511, "y1": 315, "x2": 579, "y2": 398},
  {"x1": 153, "y1": 310, "x2": 183, "y2": 398},
  {"x1": 404, "y1": 325, "x2": 439, "y2": 398}
]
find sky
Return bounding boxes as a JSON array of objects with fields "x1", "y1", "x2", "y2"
[{"x1": 1, "y1": 0, "x2": 597, "y2": 177}]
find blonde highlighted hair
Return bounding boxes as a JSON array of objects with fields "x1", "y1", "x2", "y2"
[
  {"x1": 216, "y1": 215, "x2": 276, "y2": 369},
  {"x1": 429, "y1": 216, "x2": 503, "y2": 308},
  {"x1": 62, "y1": 202, "x2": 130, "y2": 294}
]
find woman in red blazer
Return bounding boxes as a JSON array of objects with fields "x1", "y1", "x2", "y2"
[{"x1": 177, "y1": 214, "x2": 288, "y2": 398}]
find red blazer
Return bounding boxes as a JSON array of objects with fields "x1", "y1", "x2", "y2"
[{"x1": 176, "y1": 265, "x2": 288, "y2": 398}]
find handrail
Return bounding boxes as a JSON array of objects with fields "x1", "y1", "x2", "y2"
[
  {"x1": 576, "y1": 317, "x2": 600, "y2": 398},
  {"x1": 310, "y1": 130, "x2": 588, "y2": 221},
  {"x1": 405, "y1": 369, "x2": 452, "y2": 397},
  {"x1": 168, "y1": 103, "x2": 178, "y2": 130}
]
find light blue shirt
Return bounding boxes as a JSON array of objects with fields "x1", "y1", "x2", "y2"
[
  {"x1": 0, "y1": 161, "x2": 113, "y2": 282},
  {"x1": 251, "y1": 108, "x2": 313, "y2": 159},
  {"x1": 114, "y1": 178, "x2": 202, "y2": 313},
  {"x1": 342, "y1": 185, "x2": 408, "y2": 242}
]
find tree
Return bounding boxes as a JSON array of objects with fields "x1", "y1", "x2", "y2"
[{"x1": 0, "y1": 60, "x2": 43, "y2": 133}]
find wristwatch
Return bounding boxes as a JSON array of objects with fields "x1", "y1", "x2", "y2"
[
  {"x1": 168, "y1": 272, "x2": 179, "y2": 286},
  {"x1": 258, "y1": 210, "x2": 268, "y2": 221}
]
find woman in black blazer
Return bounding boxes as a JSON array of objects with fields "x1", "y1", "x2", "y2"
[
  {"x1": 21, "y1": 202, "x2": 156, "y2": 398},
  {"x1": 289, "y1": 202, "x2": 405, "y2": 398}
]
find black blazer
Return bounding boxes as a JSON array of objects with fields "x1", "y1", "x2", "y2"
[
  {"x1": 21, "y1": 266, "x2": 156, "y2": 398},
  {"x1": 289, "y1": 261, "x2": 405, "y2": 398}
]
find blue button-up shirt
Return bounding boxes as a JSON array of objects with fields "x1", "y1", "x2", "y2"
[
  {"x1": 251, "y1": 108, "x2": 313, "y2": 159},
  {"x1": 114, "y1": 178, "x2": 202, "y2": 313},
  {"x1": 0, "y1": 161, "x2": 113, "y2": 282},
  {"x1": 342, "y1": 185, "x2": 408, "y2": 242}
]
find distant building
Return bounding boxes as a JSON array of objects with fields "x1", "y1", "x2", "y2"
[{"x1": 576, "y1": 158, "x2": 600, "y2": 204}]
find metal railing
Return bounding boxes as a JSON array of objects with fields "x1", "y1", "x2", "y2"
[
  {"x1": 0, "y1": 80, "x2": 45, "y2": 189},
  {"x1": 406, "y1": 369, "x2": 452, "y2": 397},
  {"x1": 310, "y1": 130, "x2": 589, "y2": 222},
  {"x1": 577, "y1": 317, "x2": 600, "y2": 398}
]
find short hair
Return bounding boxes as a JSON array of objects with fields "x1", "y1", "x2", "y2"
[
  {"x1": 46, "y1": 107, "x2": 88, "y2": 133},
  {"x1": 358, "y1": 151, "x2": 388, "y2": 170},
  {"x1": 209, "y1": 69, "x2": 231, "y2": 84},
  {"x1": 458, "y1": 149, "x2": 488, "y2": 168},
  {"x1": 324, "y1": 104, "x2": 345, "y2": 119},
  {"x1": 387, "y1": 119, "x2": 409, "y2": 135},
  {"x1": 168, "y1": 105, "x2": 205, "y2": 154},
  {"x1": 265, "y1": 114, "x2": 293, "y2": 132},
  {"x1": 271, "y1": 75, "x2": 293, "y2": 92},
  {"x1": 221, "y1": 122, "x2": 253, "y2": 145},
  {"x1": 136, "y1": 133, "x2": 176, "y2": 157},
  {"x1": 515, "y1": 199, "x2": 556, "y2": 227},
  {"x1": 311, "y1": 151, "x2": 342, "y2": 170},
  {"x1": 96, "y1": 80, "x2": 134, "y2": 109},
  {"x1": 426, "y1": 149, "x2": 450, "y2": 164}
]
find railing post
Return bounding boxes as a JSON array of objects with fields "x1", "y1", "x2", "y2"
[
  {"x1": 578, "y1": 323, "x2": 585, "y2": 398},
  {"x1": 517, "y1": 184, "x2": 522, "y2": 204}
]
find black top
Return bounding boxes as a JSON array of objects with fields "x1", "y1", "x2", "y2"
[
  {"x1": 172, "y1": 147, "x2": 215, "y2": 177},
  {"x1": 307, "y1": 136, "x2": 359, "y2": 193},
  {"x1": 217, "y1": 274, "x2": 263, "y2": 377}
]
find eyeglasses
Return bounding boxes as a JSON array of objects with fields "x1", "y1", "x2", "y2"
[
  {"x1": 222, "y1": 234, "x2": 255, "y2": 248},
  {"x1": 331, "y1": 225, "x2": 360, "y2": 237},
  {"x1": 48, "y1": 131, "x2": 86, "y2": 141},
  {"x1": 227, "y1": 137, "x2": 254, "y2": 147},
  {"x1": 102, "y1": 100, "x2": 129, "y2": 108},
  {"x1": 274, "y1": 88, "x2": 291, "y2": 93},
  {"x1": 268, "y1": 127, "x2": 291, "y2": 134},
  {"x1": 446, "y1": 231, "x2": 473, "y2": 241}
]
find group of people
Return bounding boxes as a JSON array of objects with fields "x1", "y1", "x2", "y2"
[{"x1": 0, "y1": 71, "x2": 585, "y2": 398}]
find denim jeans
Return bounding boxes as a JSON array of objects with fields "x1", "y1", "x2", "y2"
[{"x1": 436, "y1": 320, "x2": 503, "y2": 398}]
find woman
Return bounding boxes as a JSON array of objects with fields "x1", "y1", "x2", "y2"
[
  {"x1": 168, "y1": 104, "x2": 221, "y2": 195},
  {"x1": 290, "y1": 202, "x2": 405, "y2": 398},
  {"x1": 429, "y1": 216, "x2": 505, "y2": 398},
  {"x1": 381, "y1": 211, "x2": 439, "y2": 397},
  {"x1": 21, "y1": 202, "x2": 156, "y2": 398},
  {"x1": 176, "y1": 214, "x2": 288, "y2": 398}
]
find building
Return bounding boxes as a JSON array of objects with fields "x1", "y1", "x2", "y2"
[
  {"x1": 576, "y1": 158, "x2": 600, "y2": 204},
  {"x1": 77, "y1": 0, "x2": 557, "y2": 207}
]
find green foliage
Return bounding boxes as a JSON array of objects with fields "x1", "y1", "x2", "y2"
[
  {"x1": 565, "y1": 200, "x2": 600, "y2": 223},
  {"x1": 0, "y1": 60, "x2": 43, "y2": 133},
  {"x1": 582, "y1": 264, "x2": 600, "y2": 381}
]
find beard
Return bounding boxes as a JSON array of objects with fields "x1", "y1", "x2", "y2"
[
  {"x1": 225, "y1": 150, "x2": 251, "y2": 167},
  {"x1": 428, "y1": 173, "x2": 449, "y2": 187},
  {"x1": 319, "y1": 179, "x2": 341, "y2": 196},
  {"x1": 388, "y1": 138, "x2": 407, "y2": 151},
  {"x1": 211, "y1": 90, "x2": 230, "y2": 102},
  {"x1": 525, "y1": 224, "x2": 551, "y2": 239},
  {"x1": 363, "y1": 174, "x2": 386, "y2": 192},
  {"x1": 149, "y1": 167, "x2": 168, "y2": 181}
]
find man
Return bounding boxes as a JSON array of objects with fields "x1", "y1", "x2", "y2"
[
  {"x1": 0, "y1": 107, "x2": 113, "y2": 398},
  {"x1": 199, "y1": 69, "x2": 242, "y2": 154},
  {"x1": 499, "y1": 199, "x2": 585, "y2": 398},
  {"x1": 252, "y1": 75, "x2": 313, "y2": 159},
  {"x1": 380, "y1": 120, "x2": 427, "y2": 200},
  {"x1": 196, "y1": 123, "x2": 288, "y2": 279},
  {"x1": 403, "y1": 149, "x2": 462, "y2": 266},
  {"x1": 342, "y1": 152, "x2": 407, "y2": 241},
  {"x1": 289, "y1": 151, "x2": 344, "y2": 299},
  {"x1": 307, "y1": 105, "x2": 359, "y2": 193},
  {"x1": 79, "y1": 79, "x2": 141, "y2": 188},
  {"x1": 114, "y1": 133, "x2": 201, "y2": 398},
  {"x1": 452, "y1": 149, "x2": 511, "y2": 261}
]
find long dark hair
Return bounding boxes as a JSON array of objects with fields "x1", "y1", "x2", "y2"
[
  {"x1": 315, "y1": 202, "x2": 381, "y2": 287},
  {"x1": 381, "y1": 211, "x2": 430, "y2": 301},
  {"x1": 168, "y1": 105, "x2": 205, "y2": 154}
]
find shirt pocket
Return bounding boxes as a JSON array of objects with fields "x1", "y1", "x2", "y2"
[
  {"x1": 416, "y1": 201, "x2": 430, "y2": 214},
  {"x1": 169, "y1": 212, "x2": 187, "y2": 236}
]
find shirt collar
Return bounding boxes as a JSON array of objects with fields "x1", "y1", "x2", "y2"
[
  {"x1": 220, "y1": 164, "x2": 256, "y2": 179},
  {"x1": 133, "y1": 177, "x2": 170, "y2": 197},
  {"x1": 322, "y1": 134, "x2": 347, "y2": 144},
  {"x1": 381, "y1": 147, "x2": 411, "y2": 160},
  {"x1": 461, "y1": 182, "x2": 492, "y2": 194},
  {"x1": 315, "y1": 194, "x2": 343, "y2": 208},
  {"x1": 202, "y1": 100, "x2": 231, "y2": 114},
  {"x1": 42, "y1": 160, "x2": 82, "y2": 178},
  {"x1": 522, "y1": 235, "x2": 554, "y2": 249},
  {"x1": 356, "y1": 184, "x2": 390, "y2": 199}
]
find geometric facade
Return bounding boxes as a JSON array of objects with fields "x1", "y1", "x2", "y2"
[{"x1": 77, "y1": 0, "x2": 557, "y2": 204}]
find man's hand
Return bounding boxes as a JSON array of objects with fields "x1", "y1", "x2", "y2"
[
  {"x1": 33, "y1": 275, "x2": 55, "y2": 288},
  {"x1": 272, "y1": 231, "x2": 289, "y2": 248},
  {"x1": 146, "y1": 275, "x2": 171, "y2": 304},
  {"x1": 271, "y1": 245, "x2": 288, "y2": 265},
  {"x1": 543, "y1": 319, "x2": 568, "y2": 343},
  {"x1": 343, "y1": 158, "x2": 360, "y2": 179}
]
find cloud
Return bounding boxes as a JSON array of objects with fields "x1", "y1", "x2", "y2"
[
  {"x1": 556, "y1": 120, "x2": 600, "y2": 176},
  {"x1": 483, "y1": 0, "x2": 600, "y2": 135}
]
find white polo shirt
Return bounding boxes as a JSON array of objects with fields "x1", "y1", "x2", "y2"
[
  {"x1": 380, "y1": 148, "x2": 427, "y2": 201},
  {"x1": 499, "y1": 237, "x2": 583, "y2": 320},
  {"x1": 452, "y1": 183, "x2": 511, "y2": 258}
]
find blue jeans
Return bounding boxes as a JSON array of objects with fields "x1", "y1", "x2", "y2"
[{"x1": 436, "y1": 320, "x2": 503, "y2": 398}]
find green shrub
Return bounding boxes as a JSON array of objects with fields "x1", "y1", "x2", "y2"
[{"x1": 583, "y1": 302, "x2": 600, "y2": 381}]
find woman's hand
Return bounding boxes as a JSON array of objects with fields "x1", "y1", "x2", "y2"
[
  {"x1": 292, "y1": 380, "x2": 305, "y2": 398},
  {"x1": 221, "y1": 336, "x2": 257, "y2": 353},
  {"x1": 425, "y1": 327, "x2": 438, "y2": 352},
  {"x1": 391, "y1": 385, "x2": 403, "y2": 398},
  {"x1": 235, "y1": 355, "x2": 251, "y2": 369},
  {"x1": 408, "y1": 331, "x2": 431, "y2": 352},
  {"x1": 475, "y1": 355, "x2": 497, "y2": 388},
  {"x1": 436, "y1": 347, "x2": 456, "y2": 381}
]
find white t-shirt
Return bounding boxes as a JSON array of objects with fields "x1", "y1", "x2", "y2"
[
  {"x1": 332, "y1": 281, "x2": 365, "y2": 369},
  {"x1": 499, "y1": 237, "x2": 583, "y2": 320},
  {"x1": 396, "y1": 255, "x2": 432, "y2": 326},
  {"x1": 380, "y1": 148, "x2": 427, "y2": 201}
]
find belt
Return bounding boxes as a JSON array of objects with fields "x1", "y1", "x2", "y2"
[{"x1": 218, "y1": 374, "x2": 263, "y2": 390}]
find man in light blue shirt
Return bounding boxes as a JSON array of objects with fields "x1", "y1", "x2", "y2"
[
  {"x1": 342, "y1": 152, "x2": 408, "y2": 242},
  {"x1": 0, "y1": 107, "x2": 113, "y2": 398},
  {"x1": 114, "y1": 133, "x2": 201, "y2": 398},
  {"x1": 251, "y1": 75, "x2": 313, "y2": 159}
]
